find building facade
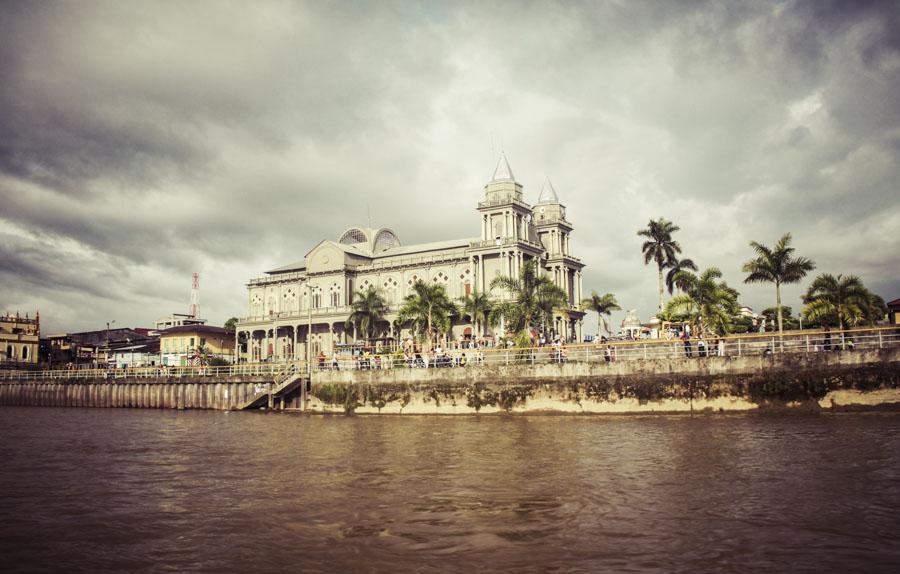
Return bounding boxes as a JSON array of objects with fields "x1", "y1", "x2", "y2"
[
  {"x1": 235, "y1": 155, "x2": 586, "y2": 362},
  {"x1": 159, "y1": 325, "x2": 234, "y2": 366},
  {"x1": 0, "y1": 312, "x2": 40, "y2": 367}
]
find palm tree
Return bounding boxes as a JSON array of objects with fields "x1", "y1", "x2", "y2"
[
  {"x1": 742, "y1": 233, "x2": 816, "y2": 335},
  {"x1": 490, "y1": 259, "x2": 567, "y2": 339},
  {"x1": 459, "y1": 290, "x2": 494, "y2": 337},
  {"x1": 345, "y1": 285, "x2": 387, "y2": 341},
  {"x1": 863, "y1": 292, "x2": 888, "y2": 326},
  {"x1": 190, "y1": 341, "x2": 212, "y2": 366},
  {"x1": 397, "y1": 280, "x2": 456, "y2": 349},
  {"x1": 802, "y1": 274, "x2": 869, "y2": 330},
  {"x1": 581, "y1": 292, "x2": 621, "y2": 337},
  {"x1": 665, "y1": 257, "x2": 698, "y2": 294},
  {"x1": 638, "y1": 218, "x2": 683, "y2": 313},
  {"x1": 666, "y1": 267, "x2": 740, "y2": 335}
]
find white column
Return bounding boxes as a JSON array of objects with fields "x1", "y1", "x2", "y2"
[{"x1": 479, "y1": 255, "x2": 485, "y2": 292}]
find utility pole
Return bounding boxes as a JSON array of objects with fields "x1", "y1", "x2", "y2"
[{"x1": 106, "y1": 320, "x2": 115, "y2": 371}]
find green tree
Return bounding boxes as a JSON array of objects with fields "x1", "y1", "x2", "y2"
[
  {"x1": 638, "y1": 218, "x2": 683, "y2": 313},
  {"x1": 742, "y1": 233, "x2": 816, "y2": 335},
  {"x1": 397, "y1": 281, "x2": 456, "y2": 349},
  {"x1": 490, "y1": 260, "x2": 567, "y2": 340},
  {"x1": 223, "y1": 317, "x2": 238, "y2": 331},
  {"x1": 863, "y1": 292, "x2": 888, "y2": 326},
  {"x1": 665, "y1": 257, "x2": 698, "y2": 294},
  {"x1": 345, "y1": 285, "x2": 388, "y2": 341},
  {"x1": 459, "y1": 290, "x2": 494, "y2": 337},
  {"x1": 665, "y1": 267, "x2": 740, "y2": 335},
  {"x1": 802, "y1": 274, "x2": 869, "y2": 330},
  {"x1": 581, "y1": 291, "x2": 621, "y2": 337}
]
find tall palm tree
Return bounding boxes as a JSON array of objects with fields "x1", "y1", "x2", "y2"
[
  {"x1": 581, "y1": 291, "x2": 621, "y2": 337},
  {"x1": 802, "y1": 274, "x2": 869, "y2": 330},
  {"x1": 666, "y1": 267, "x2": 740, "y2": 335},
  {"x1": 863, "y1": 292, "x2": 888, "y2": 326},
  {"x1": 490, "y1": 259, "x2": 567, "y2": 339},
  {"x1": 345, "y1": 285, "x2": 387, "y2": 341},
  {"x1": 459, "y1": 290, "x2": 494, "y2": 337},
  {"x1": 665, "y1": 257, "x2": 698, "y2": 294},
  {"x1": 638, "y1": 218, "x2": 683, "y2": 313},
  {"x1": 742, "y1": 233, "x2": 816, "y2": 335},
  {"x1": 397, "y1": 280, "x2": 456, "y2": 349}
]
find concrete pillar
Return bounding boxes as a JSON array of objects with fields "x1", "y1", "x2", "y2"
[{"x1": 481, "y1": 255, "x2": 486, "y2": 292}]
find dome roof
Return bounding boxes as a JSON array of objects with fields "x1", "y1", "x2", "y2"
[{"x1": 337, "y1": 227, "x2": 401, "y2": 254}]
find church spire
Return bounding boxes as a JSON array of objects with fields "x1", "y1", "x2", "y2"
[
  {"x1": 537, "y1": 177, "x2": 559, "y2": 203},
  {"x1": 491, "y1": 152, "x2": 515, "y2": 182}
]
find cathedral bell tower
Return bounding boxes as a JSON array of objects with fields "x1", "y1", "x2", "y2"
[
  {"x1": 468, "y1": 153, "x2": 542, "y2": 298},
  {"x1": 478, "y1": 153, "x2": 532, "y2": 243}
]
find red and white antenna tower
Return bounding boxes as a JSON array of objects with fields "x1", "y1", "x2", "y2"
[{"x1": 189, "y1": 272, "x2": 200, "y2": 318}]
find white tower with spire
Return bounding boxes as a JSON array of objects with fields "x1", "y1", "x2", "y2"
[{"x1": 532, "y1": 176, "x2": 584, "y2": 335}]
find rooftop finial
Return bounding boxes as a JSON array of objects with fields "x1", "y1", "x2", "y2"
[
  {"x1": 537, "y1": 177, "x2": 559, "y2": 203},
  {"x1": 491, "y1": 152, "x2": 515, "y2": 182}
]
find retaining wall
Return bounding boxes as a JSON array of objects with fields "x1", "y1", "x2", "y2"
[{"x1": 307, "y1": 348, "x2": 900, "y2": 414}]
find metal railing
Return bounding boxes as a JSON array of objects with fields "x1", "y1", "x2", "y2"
[
  {"x1": 307, "y1": 326, "x2": 900, "y2": 371},
  {"x1": 2, "y1": 327, "x2": 897, "y2": 380}
]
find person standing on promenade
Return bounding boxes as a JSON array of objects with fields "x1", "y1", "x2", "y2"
[{"x1": 682, "y1": 330, "x2": 693, "y2": 358}]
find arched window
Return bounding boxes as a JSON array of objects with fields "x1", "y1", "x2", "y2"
[
  {"x1": 283, "y1": 288, "x2": 298, "y2": 312},
  {"x1": 22, "y1": 346, "x2": 28, "y2": 360},
  {"x1": 312, "y1": 288, "x2": 322, "y2": 309},
  {"x1": 5, "y1": 345, "x2": 12, "y2": 360},
  {"x1": 383, "y1": 277, "x2": 399, "y2": 304},
  {"x1": 328, "y1": 283, "x2": 342, "y2": 307},
  {"x1": 251, "y1": 293, "x2": 263, "y2": 316}
]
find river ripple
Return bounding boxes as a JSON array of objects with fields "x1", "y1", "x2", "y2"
[{"x1": 1, "y1": 408, "x2": 899, "y2": 573}]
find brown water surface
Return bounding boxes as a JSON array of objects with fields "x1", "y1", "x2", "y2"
[{"x1": 1, "y1": 408, "x2": 899, "y2": 572}]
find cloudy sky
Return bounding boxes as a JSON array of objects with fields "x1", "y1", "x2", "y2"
[{"x1": 1, "y1": 0, "x2": 898, "y2": 334}]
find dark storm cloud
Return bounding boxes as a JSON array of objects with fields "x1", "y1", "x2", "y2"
[{"x1": 0, "y1": 0, "x2": 897, "y2": 332}]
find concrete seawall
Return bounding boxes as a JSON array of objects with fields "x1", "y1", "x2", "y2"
[
  {"x1": 308, "y1": 348, "x2": 900, "y2": 414},
  {"x1": 0, "y1": 377, "x2": 270, "y2": 410},
  {"x1": 1, "y1": 349, "x2": 898, "y2": 413}
]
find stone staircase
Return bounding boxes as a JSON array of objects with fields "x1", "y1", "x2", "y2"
[{"x1": 238, "y1": 362, "x2": 307, "y2": 410}]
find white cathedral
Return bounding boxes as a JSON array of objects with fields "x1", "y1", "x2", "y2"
[{"x1": 235, "y1": 154, "x2": 586, "y2": 361}]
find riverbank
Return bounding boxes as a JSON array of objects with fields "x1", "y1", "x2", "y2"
[
  {"x1": 308, "y1": 347, "x2": 900, "y2": 414},
  {"x1": 1, "y1": 347, "x2": 897, "y2": 414}
]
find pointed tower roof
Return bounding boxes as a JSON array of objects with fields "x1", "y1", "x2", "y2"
[
  {"x1": 537, "y1": 177, "x2": 559, "y2": 203},
  {"x1": 491, "y1": 152, "x2": 515, "y2": 182}
]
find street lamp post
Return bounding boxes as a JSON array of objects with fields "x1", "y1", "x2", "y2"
[{"x1": 106, "y1": 320, "x2": 116, "y2": 372}]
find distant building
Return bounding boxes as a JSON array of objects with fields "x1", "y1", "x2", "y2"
[
  {"x1": 887, "y1": 298, "x2": 900, "y2": 326},
  {"x1": 738, "y1": 306, "x2": 756, "y2": 319},
  {"x1": 621, "y1": 310, "x2": 644, "y2": 339},
  {"x1": 235, "y1": 154, "x2": 586, "y2": 360},
  {"x1": 46, "y1": 327, "x2": 154, "y2": 368},
  {"x1": 111, "y1": 339, "x2": 161, "y2": 368},
  {"x1": 159, "y1": 325, "x2": 234, "y2": 366},
  {"x1": 0, "y1": 311, "x2": 40, "y2": 367},
  {"x1": 154, "y1": 313, "x2": 207, "y2": 333}
]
